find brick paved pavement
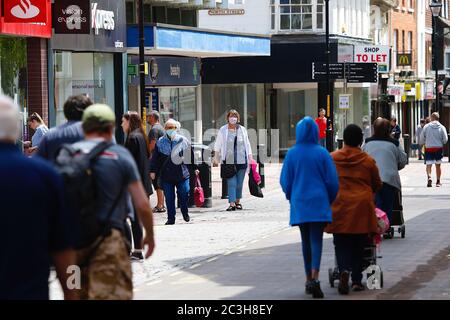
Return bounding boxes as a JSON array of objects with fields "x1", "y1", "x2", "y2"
[
  {"x1": 50, "y1": 160, "x2": 450, "y2": 300},
  {"x1": 133, "y1": 160, "x2": 450, "y2": 300}
]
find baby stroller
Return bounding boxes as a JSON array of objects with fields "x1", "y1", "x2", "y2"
[
  {"x1": 383, "y1": 188, "x2": 406, "y2": 239},
  {"x1": 328, "y1": 235, "x2": 384, "y2": 289}
]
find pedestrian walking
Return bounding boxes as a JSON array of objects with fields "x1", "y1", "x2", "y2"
[
  {"x1": 419, "y1": 112, "x2": 448, "y2": 187},
  {"x1": 325, "y1": 124, "x2": 383, "y2": 294},
  {"x1": 363, "y1": 118, "x2": 407, "y2": 224},
  {"x1": 280, "y1": 117, "x2": 339, "y2": 299},
  {"x1": 390, "y1": 117, "x2": 401, "y2": 141},
  {"x1": 415, "y1": 119, "x2": 426, "y2": 161},
  {"x1": 362, "y1": 118, "x2": 372, "y2": 143},
  {"x1": 315, "y1": 108, "x2": 327, "y2": 148},
  {"x1": 0, "y1": 95, "x2": 77, "y2": 300},
  {"x1": 147, "y1": 110, "x2": 166, "y2": 213},
  {"x1": 36, "y1": 95, "x2": 93, "y2": 161},
  {"x1": 150, "y1": 119, "x2": 194, "y2": 225},
  {"x1": 122, "y1": 111, "x2": 154, "y2": 261},
  {"x1": 213, "y1": 109, "x2": 253, "y2": 211},
  {"x1": 56, "y1": 104, "x2": 155, "y2": 300},
  {"x1": 27, "y1": 112, "x2": 49, "y2": 154}
]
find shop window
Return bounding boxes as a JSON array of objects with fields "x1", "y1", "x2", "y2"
[
  {"x1": 126, "y1": 1, "x2": 135, "y2": 24},
  {"x1": 181, "y1": 10, "x2": 197, "y2": 27},
  {"x1": 277, "y1": 0, "x2": 324, "y2": 31},
  {"x1": 0, "y1": 36, "x2": 27, "y2": 109},
  {"x1": 167, "y1": 8, "x2": 181, "y2": 25},
  {"x1": 153, "y1": 6, "x2": 166, "y2": 24},
  {"x1": 54, "y1": 52, "x2": 115, "y2": 126},
  {"x1": 159, "y1": 88, "x2": 197, "y2": 140},
  {"x1": 144, "y1": 4, "x2": 152, "y2": 24}
]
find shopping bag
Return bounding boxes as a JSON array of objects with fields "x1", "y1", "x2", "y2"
[
  {"x1": 194, "y1": 173, "x2": 205, "y2": 207},
  {"x1": 248, "y1": 169, "x2": 263, "y2": 198}
]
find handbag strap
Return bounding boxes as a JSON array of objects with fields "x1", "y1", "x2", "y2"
[{"x1": 195, "y1": 173, "x2": 201, "y2": 188}]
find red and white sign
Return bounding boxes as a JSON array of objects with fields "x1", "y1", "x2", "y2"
[
  {"x1": 4, "y1": 0, "x2": 48, "y2": 23},
  {"x1": 354, "y1": 45, "x2": 390, "y2": 73},
  {"x1": 0, "y1": 0, "x2": 52, "y2": 38}
]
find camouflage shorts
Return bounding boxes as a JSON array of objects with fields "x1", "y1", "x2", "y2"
[{"x1": 76, "y1": 229, "x2": 132, "y2": 300}]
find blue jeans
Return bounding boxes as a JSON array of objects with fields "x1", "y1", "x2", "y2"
[
  {"x1": 162, "y1": 179, "x2": 190, "y2": 222},
  {"x1": 375, "y1": 183, "x2": 396, "y2": 223},
  {"x1": 319, "y1": 138, "x2": 326, "y2": 148},
  {"x1": 299, "y1": 223, "x2": 326, "y2": 276},
  {"x1": 227, "y1": 168, "x2": 246, "y2": 203}
]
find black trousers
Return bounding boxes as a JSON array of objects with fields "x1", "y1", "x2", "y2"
[
  {"x1": 125, "y1": 207, "x2": 143, "y2": 252},
  {"x1": 333, "y1": 234, "x2": 368, "y2": 284}
]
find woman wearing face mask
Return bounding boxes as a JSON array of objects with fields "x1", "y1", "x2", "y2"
[
  {"x1": 150, "y1": 119, "x2": 195, "y2": 225},
  {"x1": 122, "y1": 111, "x2": 153, "y2": 260},
  {"x1": 214, "y1": 109, "x2": 253, "y2": 211}
]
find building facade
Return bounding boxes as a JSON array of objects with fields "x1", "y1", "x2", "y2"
[{"x1": 201, "y1": 0, "x2": 374, "y2": 154}]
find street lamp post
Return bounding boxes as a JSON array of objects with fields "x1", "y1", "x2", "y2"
[
  {"x1": 430, "y1": 1, "x2": 443, "y2": 115},
  {"x1": 325, "y1": 0, "x2": 334, "y2": 152},
  {"x1": 138, "y1": 0, "x2": 146, "y2": 128}
]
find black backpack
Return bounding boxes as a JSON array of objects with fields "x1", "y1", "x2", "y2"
[{"x1": 55, "y1": 141, "x2": 113, "y2": 249}]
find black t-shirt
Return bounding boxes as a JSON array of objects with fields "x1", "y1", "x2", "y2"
[
  {"x1": 0, "y1": 143, "x2": 74, "y2": 300},
  {"x1": 148, "y1": 123, "x2": 165, "y2": 143}
]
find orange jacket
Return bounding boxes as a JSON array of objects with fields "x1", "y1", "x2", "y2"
[{"x1": 325, "y1": 146, "x2": 383, "y2": 235}]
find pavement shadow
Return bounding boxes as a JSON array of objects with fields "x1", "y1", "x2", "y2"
[{"x1": 160, "y1": 209, "x2": 450, "y2": 300}]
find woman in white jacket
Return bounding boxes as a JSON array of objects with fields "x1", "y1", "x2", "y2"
[{"x1": 214, "y1": 110, "x2": 253, "y2": 211}]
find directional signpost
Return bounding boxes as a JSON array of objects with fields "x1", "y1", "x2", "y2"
[{"x1": 312, "y1": 62, "x2": 378, "y2": 83}]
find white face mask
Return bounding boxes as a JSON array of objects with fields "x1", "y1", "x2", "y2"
[{"x1": 229, "y1": 117, "x2": 238, "y2": 125}]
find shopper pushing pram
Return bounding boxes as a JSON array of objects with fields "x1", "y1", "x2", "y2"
[
  {"x1": 363, "y1": 118, "x2": 408, "y2": 239},
  {"x1": 326, "y1": 124, "x2": 384, "y2": 294}
]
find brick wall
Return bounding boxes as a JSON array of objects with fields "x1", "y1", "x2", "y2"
[
  {"x1": 391, "y1": 3, "x2": 417, "y2": 71},
  {"x1": 26, "y1": 38, "x2": 48, "y2": 126}
]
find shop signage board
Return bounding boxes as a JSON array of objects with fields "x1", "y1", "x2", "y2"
[
  {"x1": 208, "y1": 9, "x2": 245, "y2": 15},
  {"x1": 339, "y1": 94, "x2": 351, "y2": 110},
  {"x1": 387, "y1": 85, "x2": 404, "y2": 96},
  {"x1": 53, "y1": 0, "x2": 91, "y2": 34},
  {"x1": 354, "y1": 45, "x2": 390, "y2": 73},
  {"x1": 130, "y1": 56, "x2": 201, "y2": 87},
  {"x1": 312, "y1": 63, "x2": 378, "y2": 83},
  {"x1": 51, "y1": 0, "x2": 126, "y2": 53},
  {"x1": 4, "y1": 0, "x2": 48, "y2": 23},
  {"x1": 0, "y1": 0, "x2": 52, "y2": 37},
  {"x1": 397, "y1": 53, "x2": 412, "y2": 67}
]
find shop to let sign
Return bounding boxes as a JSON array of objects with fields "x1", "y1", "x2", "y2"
[
  {"x1": 4, "y1": 0, "x2": 48, "y2": 23},
  {"x1": 354, "y1": 46, "x2": 390, "y2": 73}
]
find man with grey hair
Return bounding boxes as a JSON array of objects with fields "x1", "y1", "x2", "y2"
[
  {"x1": 0, "y1": 95, "x2": 77, "y2": 300},
  {"x1": 420, "y1": 112, "x2": 448, "y2": 187}
]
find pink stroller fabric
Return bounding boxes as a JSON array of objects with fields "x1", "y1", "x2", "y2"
[{"x1": 374, "y1": 207, "x2": 390, "y2": 246}]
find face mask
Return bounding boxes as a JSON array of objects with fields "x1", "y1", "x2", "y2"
[
  {"x1": 166, "y1": 129, "x2": 177, "y2": 139},
  {"x1": 229, "y1": 117, "x2": 238, "y2": 125}
]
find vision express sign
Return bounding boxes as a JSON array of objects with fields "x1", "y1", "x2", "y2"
[{"x1": 53, "y1": 0, "x2": 91, "y2": 34}]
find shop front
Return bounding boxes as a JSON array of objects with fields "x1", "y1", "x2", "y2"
[
  {"x1": 126, "y1": 23, "x2": 270, "y2": 143},
  {"x1": 128, "y1": 55, "x2": 201, "y2": 140},
  {"x1": 202, "y1": 38, "x2": 374, "y2": 155},
  {"x1": 0, "y1": 0, "x2": 52, "y2": 141},
  {"x1": 49, "y1": 0, "x2": 127, "y2": 134}
]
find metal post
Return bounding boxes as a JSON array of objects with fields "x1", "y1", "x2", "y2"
[
  {"x1": 138, "y1": 0, "x2": 146, "y2": 123},
  {"x1": 325, "y1": 0, "x2": 334, "y2": 152},
  {"x1": 257, "y1": 144, "x2": 265, "y2": 189},
  {"x1": 433, "y1": 15, "x2": 440, "y2": 115}
]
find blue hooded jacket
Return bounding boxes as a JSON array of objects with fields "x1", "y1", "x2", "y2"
[{"x1": 280, "y1": 117, "x2": 339, "y2": 226}]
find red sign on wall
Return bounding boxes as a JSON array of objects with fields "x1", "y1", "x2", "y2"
[
  {"x1": 4, "y1": 0, "x2": 48, "y2": 23},
  {"x1": 0, "y1": 0, "x2": 52, "y2": 38}
]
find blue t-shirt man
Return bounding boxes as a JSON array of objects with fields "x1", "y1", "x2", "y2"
[{"x1": 0, "y1": 143, "x2": 74, "y2": 300}]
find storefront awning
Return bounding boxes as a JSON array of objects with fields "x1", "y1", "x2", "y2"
[{"x1": 127, "y1": 24, "x2": 271, "y2": 58}]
